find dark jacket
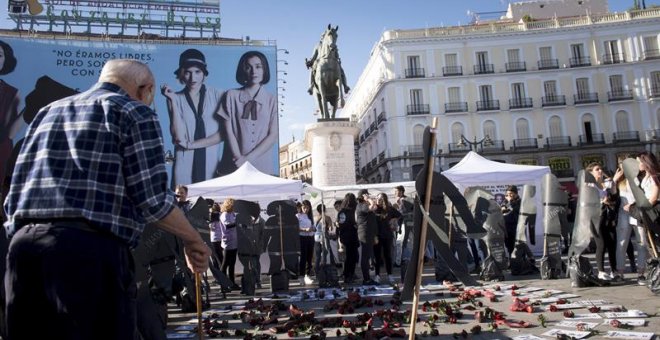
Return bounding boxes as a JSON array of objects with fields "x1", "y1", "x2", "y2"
[
  {"x1": 337, "y1": 207, "x2": 358, "y2": 244},
  {"x1": 376, "y1": 207, "x2": 401, "y2": 240},
  {"x1": 356, "y1": 201, "x2": 377, "y2": 244},
  {"x1": 502, "y1": 198, "x2": 521, "y2": 230}
]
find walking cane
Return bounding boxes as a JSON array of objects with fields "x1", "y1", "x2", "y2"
[
  {"x1": 195, "y1": 272, "x2": 204, "y2": 339},
  {"x1": 647, "y1": 228, "x2": 659, "y2": 258}
]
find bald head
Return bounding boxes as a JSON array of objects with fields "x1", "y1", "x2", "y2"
[{"x1": 99, "y1": 59, "x2": 155, "y2": 105}]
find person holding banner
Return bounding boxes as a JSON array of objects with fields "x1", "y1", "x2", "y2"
[{"x1": 161, "y1": 48, "x2": 224, "y2": 185}]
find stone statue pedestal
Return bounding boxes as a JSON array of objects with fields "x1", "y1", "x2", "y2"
[{"x1": 304, "y1": 119, "x2": 359, "y2": 187}]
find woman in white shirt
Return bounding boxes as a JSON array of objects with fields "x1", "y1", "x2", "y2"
[{"x1": 296, "y1": 200, "x2": 315, "y2": 285}]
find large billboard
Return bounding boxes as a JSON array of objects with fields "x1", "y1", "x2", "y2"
[{"x1": 0, "y1": 35, "x2": 280, "y2": 188}]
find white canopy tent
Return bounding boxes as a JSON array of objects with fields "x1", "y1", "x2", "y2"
[
  {"x1": 442, "y1": 151, "x2": 550, "y2": 190},
  {"x1": 185, "y1": 162, "x2": 303, "y2": 276},
  {"x1": 186, "y1": 161, "x2": 303, "y2": 201},
  {"x1": 443, "y1": 151, "x2": 551, "y2": 254}
]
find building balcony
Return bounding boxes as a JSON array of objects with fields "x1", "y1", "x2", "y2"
[
  {"x1": 545, "y1": 136, "x2": 572, "y2": 148},
  {"x1": 538, "y1": 58, "x2": 559, "y2": 70},
  {"x1": 403, "y1": 145, "x2": 424, "y2": 157},
  {"x1": 613, "y1": 131, "x2": 640, "y2": 143},
  {"x1": 444, "y1": 101, "x2": 468, "y2": 113},
  {"x1": 578, "y1": 133, "x2": 606, "y2": 146},
  {"x1": 442, "y1": 65, "x2": 463, "y2": 76},
  {"x1": 569, "y1": 56, "x2": 591, "y2": 67},
  {"x1": 643, "y1": 49, "x2": 660, "y2": 60},
  {"x1": 369, "y1": 122, "x2": 378, "y2": 133},
  {"x1": 574, "y1": 92, "x2": 599, "y2": 104},
  {"x1": 602, "y1": 53, "x2": 626, "y2": 64},
  {"x1": 359, "y1": 134, "x2": 365, "y2": 144},
  {"x1": 447, "y1": 142, "x2": 471, "y2": 154},
  {"x1": 448, "y1": 140, "x2": 505, "y2": 154},
  {"x1": 542, "y1": 95, "x2": 566, "y2": 107},
  {"x1": 505, "y1": 61, "x2": 527, "y2": 72},
  {"x1": 476, "y1": 99, "x2": 500, "y2": 111},
  {"x1": 473, "y1": 63, "x2": 494, "y2": 74},
  {"x1": 405, "y1": 67, "x2": 425, "y2": 78},
  {"x1": 650, "y1": 85, "x2": 660, "y2": 98},
  {"x1": 607, "y1": 89, "x2": 634, "y2": 102},
  {"x1": 481, "y1": 140, "x2": 505, "y2": 153},
  {"x1": 378, "y1": 151, "x2": 385, "y2": 163},
  {"x1": 406, "y1": 104, "x2": 430, "y2": 115},
  {"x1": 508, "y1": 97, "x2": 533, "y2": 109},
  {"x1": 512, "y1": 138, "x2": 538, "y2": 150},
  {"x1": 377, "y1": 112, "x2": 387, "y2": 124}
]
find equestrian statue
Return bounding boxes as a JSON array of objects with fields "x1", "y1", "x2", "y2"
[{"x1": 306, "y1": 24, "x2": 350, "y2": 120}]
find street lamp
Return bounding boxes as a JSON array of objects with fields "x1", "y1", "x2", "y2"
[
  {"x1": 456, "y1": 134, "x2": 494, "y2": 152},
  {"x1": 277, "y1": 70, "x2": 288, "y2": 76},
  {"x1": 278, "y1": 60, "x2": 288, "y2": 66},
  {"x1": 278, "y1": 49, "x2": 289, "y2": 54},
  {"x1": 278, "y1": 86, "x2": 286, "y2": 92}
]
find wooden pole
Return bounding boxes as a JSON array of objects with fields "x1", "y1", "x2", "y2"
[
  {"x1": 408, "y1": 117, "x2": 438, "y2": 340},
  {"x1": 195, "y1": 272, "x2": 204, "y2": 340},
  {"x1": 648, "y1": 228, "x2": 658, "y2": 258},
  {"x1": 448, "y1": 202, "x2": 454, "y2": 250}
]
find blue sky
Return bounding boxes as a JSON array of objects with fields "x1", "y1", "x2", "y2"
[
  {"x1": 218, "y1": 0, "x2": 639, "y2": 146},
  {"x1": 0, "y1": 0, "x2": 643, "y2": 147}
]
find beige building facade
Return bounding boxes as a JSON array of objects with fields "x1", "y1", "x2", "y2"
[{"x1": 344, "y1": 2, "x2": 660, "y2": 185}]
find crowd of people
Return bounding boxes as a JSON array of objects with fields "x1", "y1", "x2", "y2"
[
  {"x1": 582, "y1": 151, "x2": 659, "y2": 285},
  {"x1": 199, "y1": 149, "x2": 660, "y2": 291}
]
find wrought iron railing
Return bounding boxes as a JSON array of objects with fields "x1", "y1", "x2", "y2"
[
  {"x1": 444, "y1": 102, "x2": 468, "y2": 113},
  {"x1": 442, "y1": 65, "x2": 463, "y2": 76},
  {"x1": 505, "y1": 61, "x2": 527, "y2": 72},
  {"x1": 541, "y1": 95, "x2": 566, "y2": 106},
  {"x1": 508, "y1": 97, "x2": 533, "y2": 109},
  {"x1": 476, "y1": 99, "x2": 500, "y2": 111},
  {"x1": 538, "y1": 58, "x2": 559, "y2": 70},
  {"x1": 569, "y1": 56, "x2": 591, "y2": 67},
  {"x1": 405, "y1": 67, "x2": 426, "y2": 78},
  {"x1": 473, "y1": 63, "x2": 494, "y2": 74},
  {"x1": 574, "y1": 92, "x2": 599, "y2": 104}
]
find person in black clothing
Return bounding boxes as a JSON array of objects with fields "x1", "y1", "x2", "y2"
[
  {"x1": 373, "y1": 193, "x2": 401, "y2": 284},
  {"x1": 502, "y1": 185, "x2": 521, "y2": 256},
  {"x1": 336, "y1": 193, "x2": 358, "y2": 283},
  {"x1": 356, "y1": 188, "x2": 379, "y2": 285}
]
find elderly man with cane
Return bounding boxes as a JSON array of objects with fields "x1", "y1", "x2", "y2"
[{"x1": 3, "y1": 59, "x2": 211, "y2": 340}]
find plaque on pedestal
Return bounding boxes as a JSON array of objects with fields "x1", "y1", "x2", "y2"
[{"x1": 304, "y1": 119, "x2": 359, "y2": 187}]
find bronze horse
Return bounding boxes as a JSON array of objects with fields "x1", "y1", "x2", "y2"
[{"x1": 309, "y1": 25, "x2": 345, "y2": 120}]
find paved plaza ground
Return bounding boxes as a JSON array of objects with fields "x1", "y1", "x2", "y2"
[{"x1": 165, "y1": 257, "x2": 660, "y2": 340}]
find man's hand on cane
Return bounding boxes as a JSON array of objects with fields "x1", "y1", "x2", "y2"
[{"x1": 184, "y1": 237, "x2": 212, "y2": 273}]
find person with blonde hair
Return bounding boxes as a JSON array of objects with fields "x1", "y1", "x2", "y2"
[{"x1": 219, "y1": 198, "x2": 239, "y2": 289}]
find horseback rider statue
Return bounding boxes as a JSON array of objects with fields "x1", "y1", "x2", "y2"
[{"x1": 305, "y1": 24, "x2": 350, "y2": 120}]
